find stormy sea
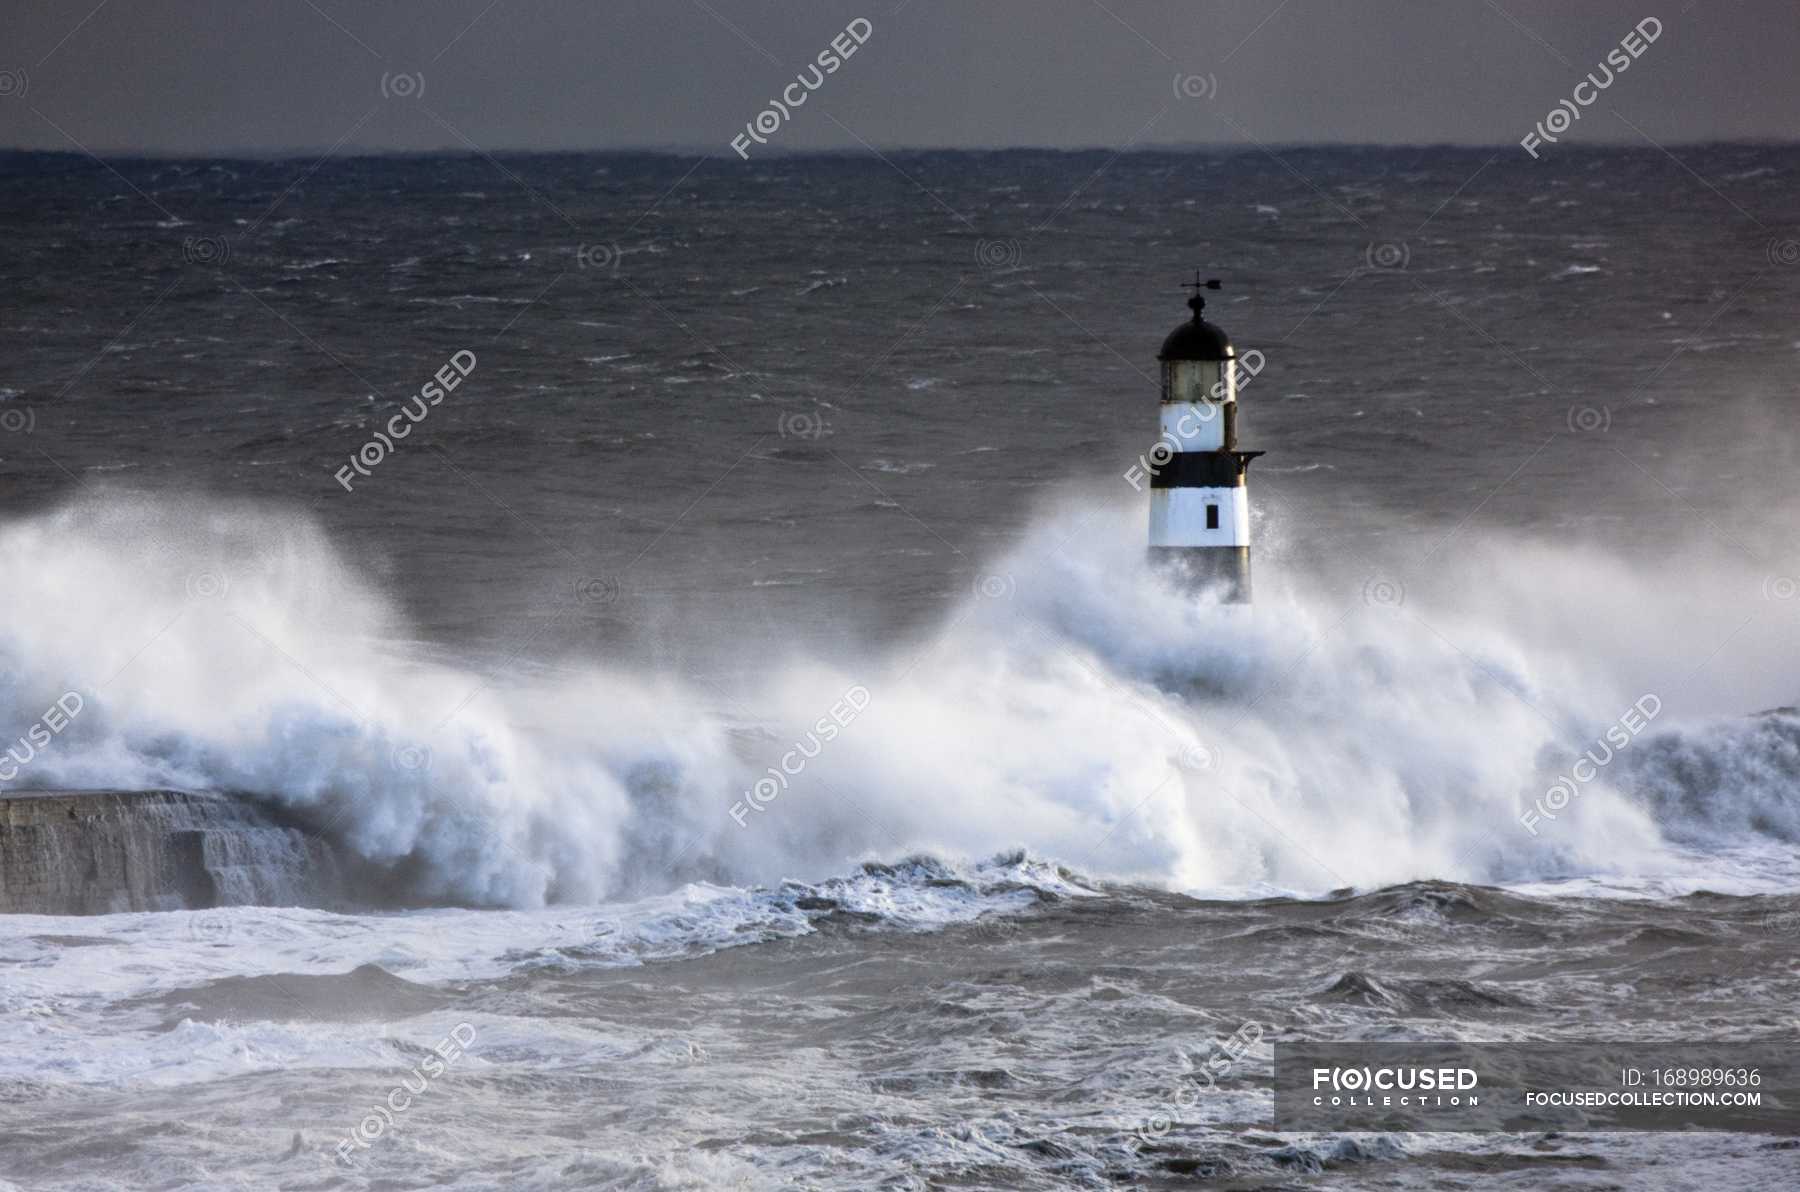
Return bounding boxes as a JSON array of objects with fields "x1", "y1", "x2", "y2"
[{"x1": 1, "y1": 146, "x2": 1798, "y2": 1189}]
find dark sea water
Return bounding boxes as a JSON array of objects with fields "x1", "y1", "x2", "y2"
[{"x1": 2, "y1": 147, "x2": 1800, "y2": 1189}]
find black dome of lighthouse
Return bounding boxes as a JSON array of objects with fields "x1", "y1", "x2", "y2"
[{"x1": 1158, "y1": 290, "x2": 1234, "y2": 361}]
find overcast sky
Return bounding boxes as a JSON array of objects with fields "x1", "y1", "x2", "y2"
[{"x1": 1, "y1": 0, "x2": 1792, "y2": 155}]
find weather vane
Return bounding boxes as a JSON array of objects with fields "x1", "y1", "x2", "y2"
[{"x1": 1182, "y1": 271, "x2": 1221, "y2": 316}]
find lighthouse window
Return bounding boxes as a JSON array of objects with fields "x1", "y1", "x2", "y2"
[{"x1": 1206, "y1": 504, "x2": 1220, "y2": 530}]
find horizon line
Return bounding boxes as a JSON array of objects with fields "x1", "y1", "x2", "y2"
[{"x1": 4, "y1": 137, "x2": 1797, "y2": 163}]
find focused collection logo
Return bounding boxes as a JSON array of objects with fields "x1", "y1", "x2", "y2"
[
  {"x1": 1311, "y1": 1065, "x2": 1481, "y2": 1109},
  {"x1": 1278, "y1": 1043, "x2": 1796, "y2": 1134}
]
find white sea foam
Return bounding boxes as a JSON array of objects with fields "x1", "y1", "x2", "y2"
[
  {"x1": 0, "y1": 852, "x2": 1073, "y2": 1009},
  {"x1": 1, "y1": 490, "x2": 1796, "y2": 909}
]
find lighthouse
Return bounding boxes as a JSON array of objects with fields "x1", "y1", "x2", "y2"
[{"x1": 1147, "y1": 276, "x2": 1262, "y2": 602}]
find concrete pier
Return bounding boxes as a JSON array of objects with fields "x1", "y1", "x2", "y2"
[{"x1": 0, "y1": 789, "x2": 337, "y2": 915}]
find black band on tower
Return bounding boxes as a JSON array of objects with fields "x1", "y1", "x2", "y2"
[{"x1": 1149, "y1": 452, "x2": 1247, "y2": 488}]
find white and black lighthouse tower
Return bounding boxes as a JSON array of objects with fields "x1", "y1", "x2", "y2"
[{"x1": 1148, "y1": 276, "x2": 1262, "y2": 602}]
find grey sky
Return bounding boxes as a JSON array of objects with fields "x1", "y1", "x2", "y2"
[{"x1": 2, "y1": 1, "x2": 1792, "y2": 155}]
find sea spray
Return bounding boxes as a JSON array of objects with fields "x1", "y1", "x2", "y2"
[
  {"x1": 1520, "y1": 694, "x2": 1662, "y2": 835},
  {"x1": 0, "y1": 691, "x2": 84, "y2": 780},
  {"x1": 729, "y1": 683, "x2": 871, "y2": 827},
  {"x1": 1, "y1": 490, "x2": 1797, "y2": 906}
]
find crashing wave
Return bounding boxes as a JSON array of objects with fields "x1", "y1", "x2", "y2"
[{"x1": 1, "y1": 490, "x2": 1796, "y2": 908}]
